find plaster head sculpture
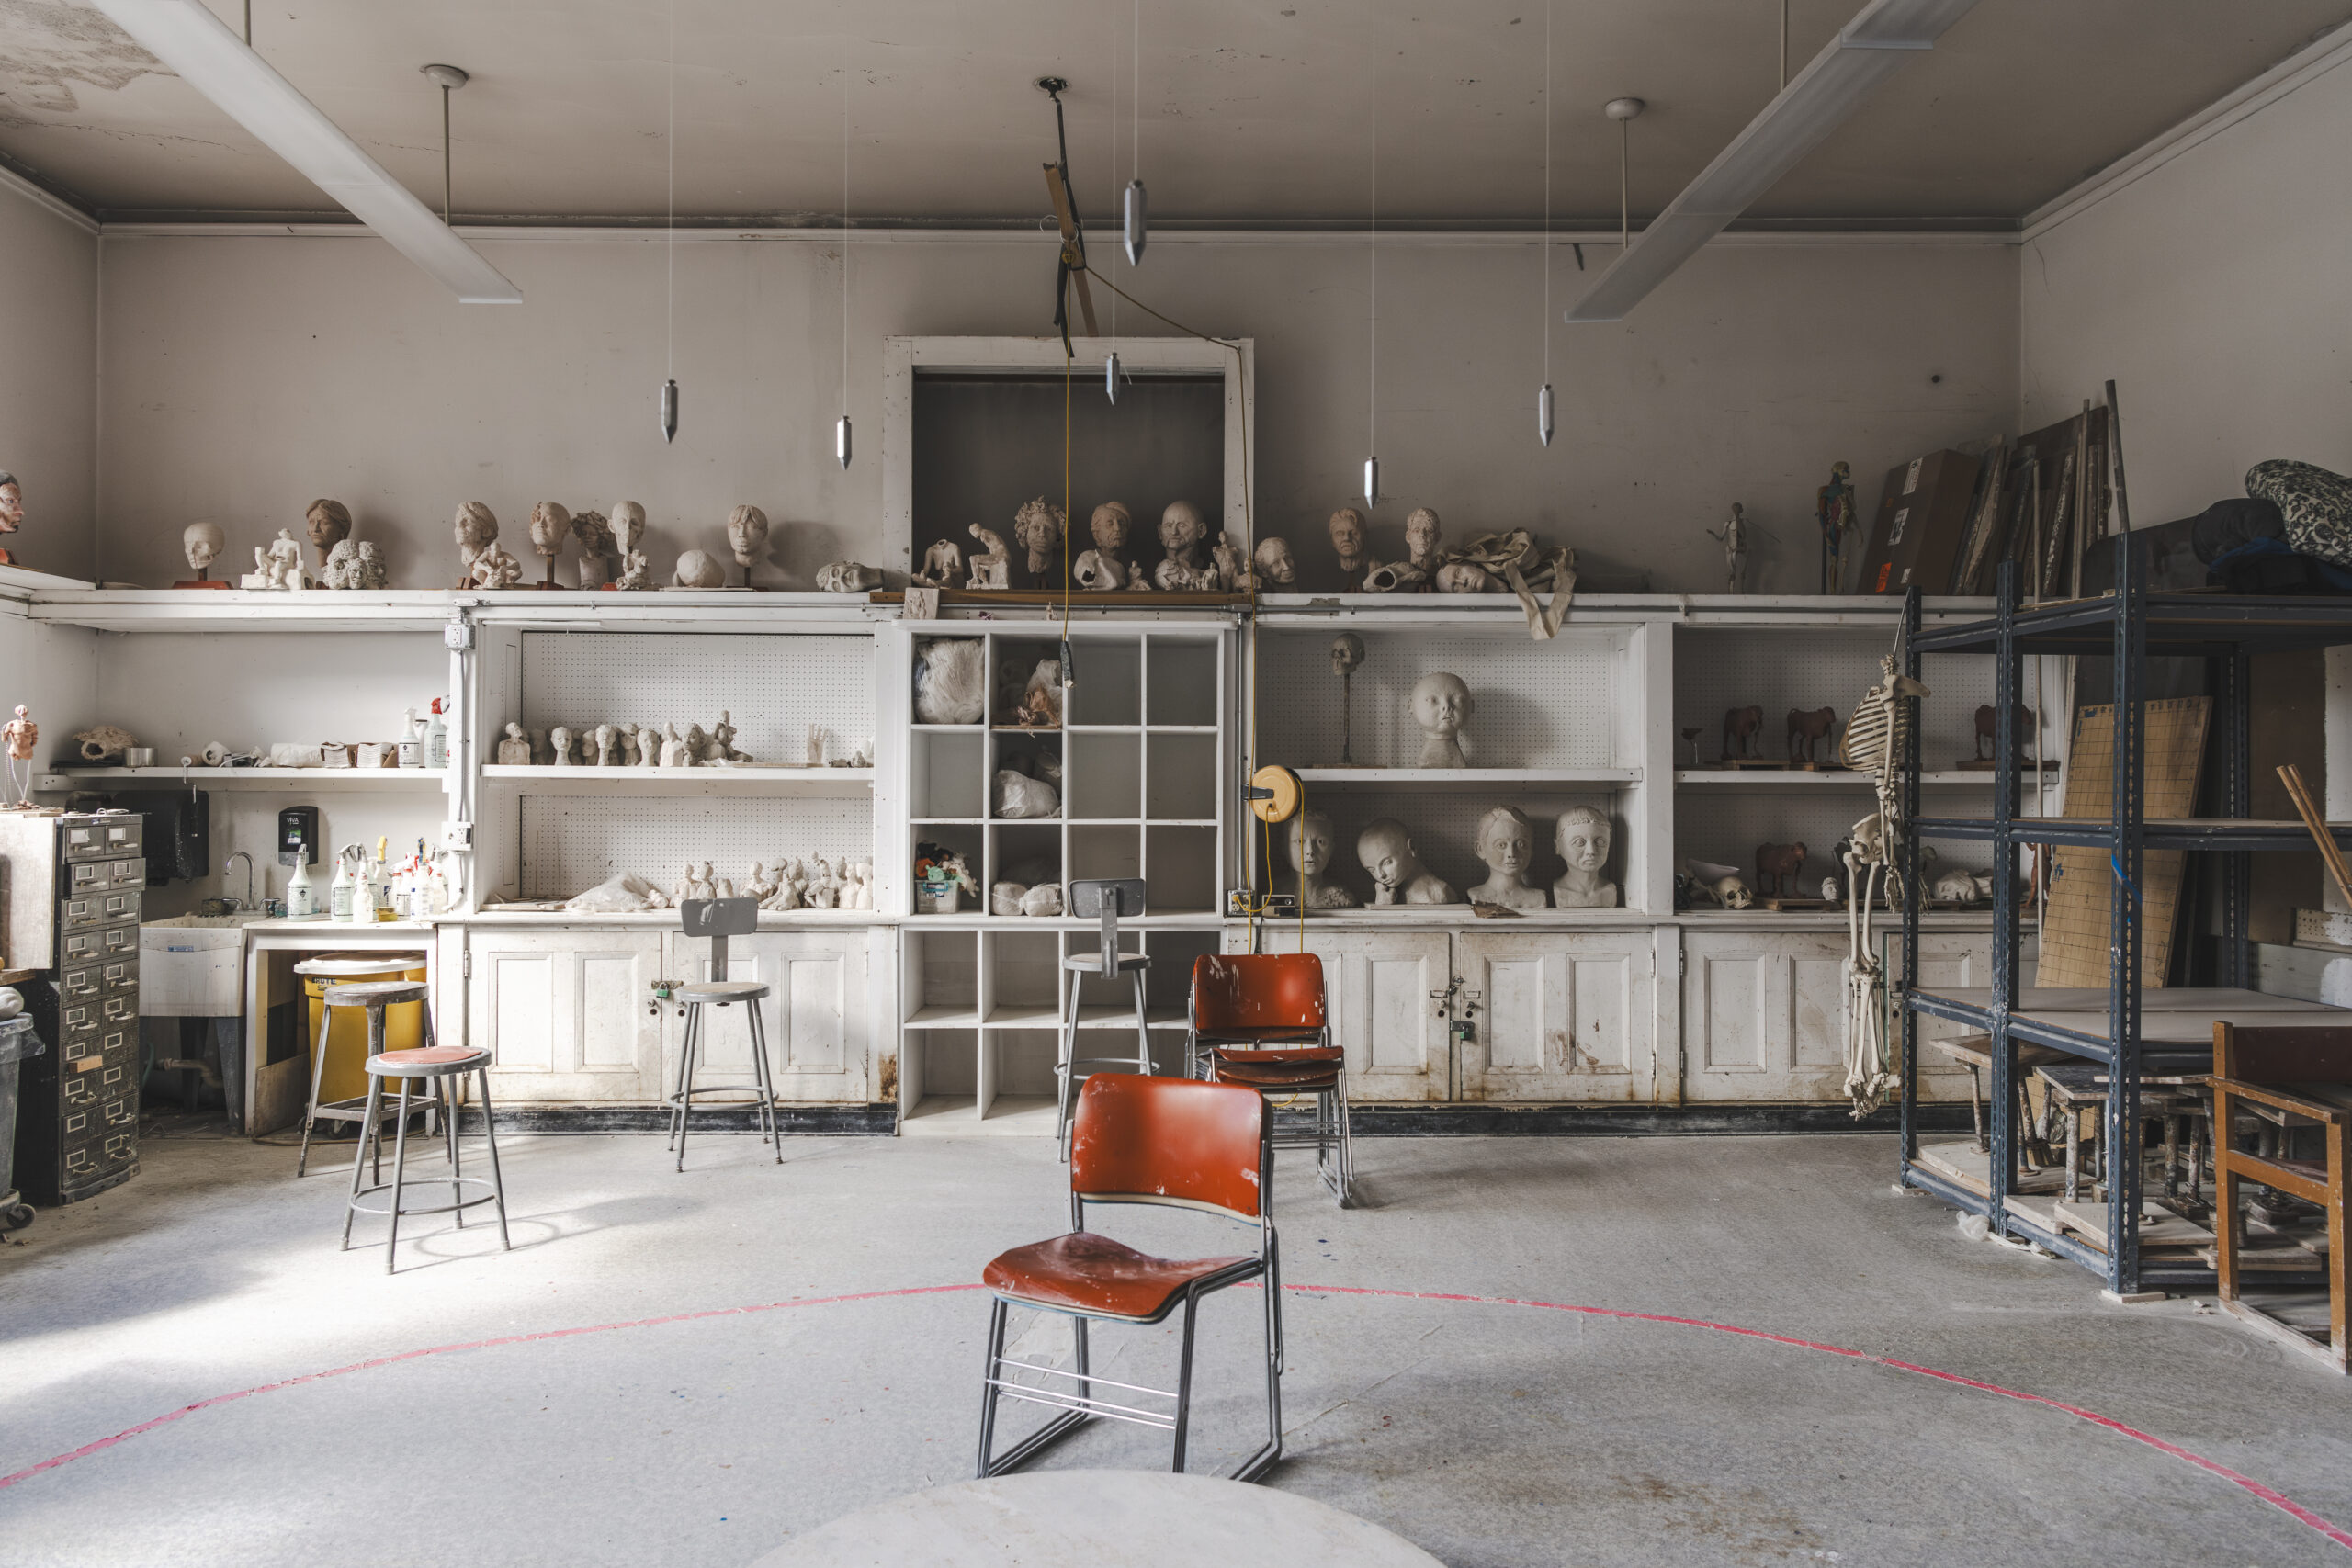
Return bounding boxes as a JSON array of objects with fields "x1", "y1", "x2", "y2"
[
  {"x1": 1434, "y1": 561, "x2": 1500, "y2": 594},
  {"x1": 913, "y1": 538, "x2": 963, "y2": 589},
  {"x1": 1281, "y1": 807, "x2": 1360, "y2": 908},
  {"x1": 1408, "y1": 671, "x2": 1474, "y2": 768},
  {"x1": 725, "y1": 503, "x2": 769, "y2": 586},
  {"x1": 0, "y1": 471, "x2": 20, "y2": 564},
  {"x1": 548, "y1": 725, "x2": 574, "y2": 765},
  {"x1": 527, "y1": 502, "x2": 571, "y2": 587},
  {"x1": 635, "y1": 723, "x2": 662, "y2": 767},
  {"x1": 495, "y1": 721, "x2": 533, "y2": 766},
  {"x1": 1327, "y1": 507, "x2": 1369, "y2": 578},
  {"x1": 453, "y1": 501, "x2": 499, "y2": 587},
  {"x1": 304, "y1": 499, "x2": 352, "y2": 567},
  {"x1": 571, "y1": 510, "x2": 616, "y2": 589},
  {"x1": 1329, "y1": 633, "x2": 1365, "y2": 678},
  {"x1": 1252, "y1": 536, "x2": 1295, "y2": 586},
  {"x1": 1159, "y1": 500, "x2": 1208, "y2": 562},
  {"x1": 966, "y1": 524, "x2": 1011, "y2": 590},
  {"x1": 1551, "y1": 805, "x2": 1620, "y2": 908},
  {"x1": 1404, "y1": 507, "x2": 1443, "y2": 570},
  {"x1": 1468, "y1": 805, "x2": 1547, "y2": 908},
  {"x1": 817, "y1": 560, "x2": 883, "y2": 592},
  {"x1": 671, "y1": 548, "x2": 726, "y2": 589},
  {"x1": 1091, "y1": 501, "x2": 1134, "y2": 555},
  {"x1": 609, "y1": 501, "x2": 646, "y2": 554},
  {"x1": 593, "y1": 723, "x2": 620, "y2": 766},
  {"x1": 321, "y1": 538, "x2": 388, "y2": 590},
  {"x1": 182, "y1": 520, "x2": 225, "y2": 579},
  {"x1": 1356, "y1": 818, "x2": 1462, "y2": 907},
  {"x1": 1012, "y1": 496, "x2": 1066, "y2": 577}
]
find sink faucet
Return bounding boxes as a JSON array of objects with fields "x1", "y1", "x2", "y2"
[{"x1": 225, "y1": 851, "x2": 255, "y2": 912}]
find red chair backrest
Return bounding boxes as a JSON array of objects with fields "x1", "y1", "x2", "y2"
[
  {"x1": 1069, "y1": 1073, "x2": 1270, "y2": 1220},
  {"x1": 1189, "y1": 953, "x2": 1328, "y2": 1033}
]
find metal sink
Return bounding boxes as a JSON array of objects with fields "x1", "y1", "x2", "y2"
[{"x1": 144, "y1": 913, "x2": 274, "y2": 929}]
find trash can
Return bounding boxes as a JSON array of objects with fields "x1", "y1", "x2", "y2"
[
  {"x1": 0, "y1": 1015, "x2": 47, "y2": 1233},
  {"x1": 298, "y1": 953, "x2": 429, "y2": 1108}
]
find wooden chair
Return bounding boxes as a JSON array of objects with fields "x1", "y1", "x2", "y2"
[{"x1": 2207, "y1": 1022, "x2": 2350, "y2": 1372}]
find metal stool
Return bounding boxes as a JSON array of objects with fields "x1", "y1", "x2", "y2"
[
  {"x1": 667, "y1": 897, "x2": 782, "y2": 1171},
  {"x1": 1055, "y1": 878, "x2": 1152, "y2": 1162},
  {"x1": 334, "y1": 980, "x2": 509, "y2": 1274},
  {"x1": 294, "y1": 953, "x2": 429, "y2": 1176}
]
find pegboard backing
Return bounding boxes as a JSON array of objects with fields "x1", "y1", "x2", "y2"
[
  {"x1": 1675, "y1": 793, "x2": 1994, "y2": 892},
  {"x1": 520, "y1": 794, "x2": 872, "y2": 898},
  {"x1": 520, "y1": 634, "x2": 874, "y2": 763},
  {"x1": 1254, "y1": 787, "x2": 1624, "y2": 908},
  {"x1": 1676, "y1": 628, "x2": 1998, "y2": 768},
  {"x1": 1255, "y1": 627, "x2": 1625, "y2": 771}
]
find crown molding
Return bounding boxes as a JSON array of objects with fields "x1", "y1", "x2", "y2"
[{"x1": 0, "y1": 161, "x2": 100, "y2": 236}]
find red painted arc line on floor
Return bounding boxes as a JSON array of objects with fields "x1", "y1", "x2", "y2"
[{"x1": 4, "y1": 1279, "x2": 2345, "y2": 1554}]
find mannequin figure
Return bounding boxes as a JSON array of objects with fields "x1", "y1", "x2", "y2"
[
  {"x1": 1280, "y1": 808, "x2": 1360, "y2": 909},
  {"x1": 1327, "y1": 507, "x2": 1369, "y2": 586},
  {"x1": 304, "y1": 499, "x2": 352, "y2": 573},
  {"x1": 1252, "y1": 536, "x2": 1296, "y2": 587},
  {"x1": 1356, "y1": 818, "x2": 1460, "y2": 906},
  {"x1": 1408, "y1": 671, "x2": 1474, "y2": 769},
  {"x1": 1154, "y1": 500, "x2": 1212, "y2": 590},
  {"x1": 1551, "y1": 805, "x2": 1620, "y2": 908},
  {"x1": 1467, "y1": 805, "x2": 1546, "y2": 908},
  {"x1": 177, "y1": 520, "x2": 228, "y2": 588}
]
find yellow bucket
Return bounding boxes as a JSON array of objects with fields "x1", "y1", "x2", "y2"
[{"x1": 300, "y1": 953, "x2": 429, "y2": 1106}]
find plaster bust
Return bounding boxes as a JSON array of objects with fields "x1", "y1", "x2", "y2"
[
  {"x1": 606, "y1": 502, "x2": 648, "y2": 590},
  {"x1": 1328, "y1": 507, "x2": 1369, "y2": 580},
  {"x1": 1074, "y1": 501, "x2": 1148, "y2": 592},
  {"x1": 304, "y1": 499, "x2": 352, "y2": 568},
  {"x1": 0, "y1": 471, "x2": 20, "y2": 565},
  {"x1": 453, "y1": 502, "x2": 499, "y2": 588},
  {"x1": 1252, "y1": 536, "x2": 1296, "y2": 587},
  {"x1": 1468, "y1": 805, "x2": 1547, "y2": 908},
  {"x1": 1435, "y1": 561, "x2": 1500, "y2": 594},
  {"x1": 496, "y1": 721, "x2": 533, "y2": 766},
  {"x1": 528, "y1": 502, "x2": 571, "y2": 585},
  {"x1": 726, "y1": 503, "x2": 769, "y2": 585},
  {"x1": 1012, "y1": 496, "x2": 1065, "y2": 577},
  {"x1": 1551, "y1": 805, "x2": 1620, "y2": 908},
  {"x1": 1405, "y1": 507, "x2": 1443, "y2": 572},
  {"x1": 1154, "y1": 499, "x2": 1212, "y2": 589},
  {"x1": 1408, "y1": 671, "x2": 1474, "y2": 768},
  {"x1": 1356, "y1": 818, "x2": 1461, "y2": 906},
  {"x1": 672, "y1": 548, "x2": 726, "y2": 588},
  {"x1": 571, "y1": 509, "x2": 616, "y2": 588},
  {"x1": 182, "y1": 520, "x2": 225, "y2": 578},
  {"x1": 1281, "y1": 808, "x2": 1360, "y2": 909}
]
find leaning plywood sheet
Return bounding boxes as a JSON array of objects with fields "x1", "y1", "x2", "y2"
[{"x1": 2034, "y1": 697, "x2": 2210, "y2": 988}]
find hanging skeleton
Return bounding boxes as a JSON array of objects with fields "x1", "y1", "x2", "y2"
[{"x1": 1836, "y1": 632, "x2": 1929, "y2": 1118}]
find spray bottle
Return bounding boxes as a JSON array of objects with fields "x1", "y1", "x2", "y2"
[
  {"x1": 425, "y1": 698, "x2": 450, "y2": 770},
  {"x1": 368, "y1": 836, "x2": 393, "y2": 921},
  {"x1": 287, "y1": 850, "x2": 319, "y2": 918},
  {"x1": 330, "y1": 845, "x2": 360, "y2": 922},
  {"x1": 397, "y1": 707, "x2": 424, "y2": 769}
]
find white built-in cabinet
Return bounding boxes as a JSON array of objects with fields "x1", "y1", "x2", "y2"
[
  {"x1": 1455, "y1": 930, "x2": 1660, "y2": 1103},
  {"x1": 1221, "y1": 927, "x2": 1454, "y2": 1101},
  {"x1": 468, "y1": 928, "x2": 668, "y2": 1103}
]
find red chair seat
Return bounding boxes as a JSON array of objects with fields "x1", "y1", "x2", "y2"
[
  {"x1": 1192, "y1": 1028, "x2": 1327, "y2": 1048},
  {"x1": 984, "y1": 1231, "x2": 1252, "y2": 1321},
  {"x1": 1212, "y1": 1061, "x2": 1340, "y2": 1091}
]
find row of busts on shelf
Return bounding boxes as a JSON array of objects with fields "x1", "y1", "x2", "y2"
[{"x1": 1278, "y1": 807, "x2": 1618, "y2": 909}]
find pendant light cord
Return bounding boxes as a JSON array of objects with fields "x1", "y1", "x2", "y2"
[
  {"x1": 666, "y1": 0, "x2": 675, "y2": 385},
  {"x1": 1108, "y1": 1, "x2": 1119, "y2": 344},
  {"x1": 1367, "y1": 4, "x2": 1377, "y2": 471},
  {"x1": 440, "y1": 84, "x2": 453, "y2": 225},
  {"x1": 1541, "y1": 0, "x2": 1551, "y2": 388},
  {"x1": 842, "y1": 23, "x2": 851, "y2": 413},
  {"x1": 1618, "y1": 117, "x2": 1629, "y2": 252}
]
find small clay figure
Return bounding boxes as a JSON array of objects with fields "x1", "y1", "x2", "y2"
[
  {"x1": 1012, "y1": 497, "x2": 1065, "y2": 580},
  {"x1": 304, "y1": 499, "x2": 352, "y2": 571},
  {"x1": 4, "y1": 704, "x2": 39, "y2": 806},
  {"x1": 1154, "y1": 500, "x2": 1212, "y2": 590},
  {"x1": 817, "y1": 561, "x2": 883, "y2": 592},
  {"x1": 680, "y1": 723, "x2": 711, "y2": 765},
  {"x1": 593, "y1": 723, "x2": 620, "y2": 767},
  {"x1": 571, "y1": 510, "x2": 617, "y2": 589},
  {"x1": 1787, "y1": 706, "x2": 1838, "y2": 766},
  {"x1": 1252, "y1": 536, "x2": 1296, "y2": 587},
  {"x1": 1209, "y1": 532, "x2": 1247, "y2": 591},
  {"x1": 1722, "y1": 705, "x2": 1763, "y2": 761},
  {"x1": 1467, "y1": 805, "x2": 1546, "y2": 908},
  {"x1": 912, "y1": 538, "x2": 964, "y2": 589},
  {"x1": 745, "y1": 862, "x2": 779, "y2": 905},
  {"x1": 1755, "y1": 841, "x2": 1808, "y2": 899},
  {"x1": 609, "y1": 502, "x2": 650, "y2": 591},
  {"x1": 726, "y1": 503, "x2": 770, "y2": 588},
  {"x1": 1356, "y1": 818, "x2": 1460, "y2": 906},
  {"x1": 320, "y1": 538, "x2": 387, "y2": 590},
  {"x1": 707, "y1": 711, "x2": 752, "y2": 763},
  {"x1": 671, "y1": 549, "x2": 726, "y2": 589},
  {"x1": 1408, "y1": 671, "x2": 1474, "y2": 769},
  {"x1": 635, "y1": 724, "x2": 662, "y2": 767},
  {"x1": 0, "y1": 471, "x2": 21, "y2": 566},
  {"x1": 1072, "y1": 502, "x2": 1149, "y2": 592},
  {"x1": 1328, "y1": 507, "x2": 1370, "y2": 585},
  {"x1": 496, "y1": 722, "x2": 533, "y2": 766},
  {"x1": 967, "y1": 524, "x2": 1011, "y2": 590},
  {"x1": 1707, "y1": 502, "x2": 1755, "y2": 593},
  {"x1": 548, "y1": 726, "x2": 575, "y2": 766},
  {"x1": 454, "y1": 502, "x2": 500, "y2": 587},
  {"x1": 469, "y1": 540, "x2": 524, "y2": 590},
  {"x1": 658, "y1": 723, "x2": 692, "y2": 769},
  {"x1": 180, "y1": 520, "x2": 226, "y2": 584},
  {"x1": 1551, "y1": 806, "x2": 1619, "y2": 908},
  {"x1": 1816, "y1": 460, "x2": 1858, "y2": 594},
  {"x1": 241, "y1": 529, "x2": 308, "y2": 591},
  {"x1": 1280, "y1": 808, "x2": 1360, "y2": 909},
  {"x1": 675, "y1": 861, "x2": 715, "y2": 905}
]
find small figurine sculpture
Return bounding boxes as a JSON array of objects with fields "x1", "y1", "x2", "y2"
[
  {"x1": 4, "y1": 705, "x2": 39, "y2": 806},
  {"x1": 1209, "y1": 532, "x2": 1247, "y2": 591},
  {"x1": 1817, "y1": 459, "x2": 1858, "y2": 593},
  {"x1": 817, "y1": 560, "x2": 883, "y2": 592},
  {"x1": 1357, "y1": 818, "x2": 1460, "y2": 906},
  {"x1": 1756, "y1": 841, "x2": 1808, "y2": 899},
  {"x1": 805, "y1": 858, "x2": 842, "y2": 909},
  {"x1": 1330, "y1": 633, "x2": 1366, "y2": 765},
  {"x1": 593, "y1": 723, "x2": 621, "y2": 766},
  {"x1": 1467, "y1": 806, "x2": 1547, "y2": 908},
  {"x1": 807, "y1": 723, "x2": 825, "y2": 766},
  {"x1": 1707, "y1": 502, "x2": 1755, "y2": 593},
  {"x1": 528, "y1": 502, "x2": 571, "y2": 589},
  {"x1": 658, "y1": 723, "x2": 692, "y2": 769},
  {"x1": 1328, "y1": 507, "x2": 1370, "y2": 587},
  {"x1": 178, "y1": 520, "x2": 227, "y2": 588},
  {"x1": 571, "y1": 510, "x2": 617, "y2": 589},
  {"x1": 1072, "y1": 502, "x2": 1148, "y2": 592},
  {"x1": 548, "y1": 726, "x2": 575, "y2": 766},
  {"x1": 240, "y1": 529, "x2": 308, "y2": 591},
  {"x1": 844, "y1": 861, "x2": 875, "y2": 909},
  {"x1": 1281, "y1": 808, "x2": 1360, "y2": 908},
  {"x1": 1435, "y1": 561, "x2": 1499, "y2": 594},
  {"x1": 671, "y1": 548, "x2": 726, "y2": 588},
  {"x1": 1787, "y1": 706, "x2": 1838, "y2": 767},
  {"x1": 496, "y1": 722, "x2": 533, "y2": 766},
  {"x1": 761, "y1": 860, "x2": 803, "y2": 910},
  {"x1": 1405, "y1": 507, "x2": 1444, "y2": 576},
  {"x1": 1722, "y1": 705, "x2": 1763, "y2": 762},
  {"x1": 681, "y1": 723, "x2": 711, "y2": 763},
  {"x1": 453, "y1": 502, "x2": 501, "y2": 588},
  {"x1": 966, "y1": 524, "x2": 1011, "y2": 590},
  {"x1": 745, "y1": 862, "x2": 779, "y2": 905},
  {"x1": 634, "y1": 723, "x2": 662, "y2": 767},
  {"x1": 74, "y1": 725, "x2": 135, "y2": 762},
  {"x1": 304, "y1": 499, "x2": 352, "y2": 572},
  {"x1": 609, "y1": 502, "x2": 650, "y2": 591},
  {"x1": 912, "y1": 538, "x2": 964, "y2": 589},
  {"x1": 1154, "y1": 500, "x2": 1212, "y2": 590},
  {"x1": 1408, "y1": 671, "x2": 1474, "y2": 769},
  {"x1": 675, "y1": 861, "x2": 715, "y2": 905},
  {"x1": 0, "y1": 470, "x2": 21, "y2": 566},
  {"x1": 1252, "y1": 536, "x2": 1296, "y2": 587},
  {"x1": 726, "y1": 503, "x2": 770, "y2": 588},
  {"x1": 1551, "y1": 806, "x2": 1619, "y2": 908},
  {"x1": 470, "y1": 539, "x2": 524, "y2": 590},
  {"x1": 706, "y1": 711, "x2": 752, "y2": 763},
  {"x1": 1012, "y1": 497, "x2": 1065, "y2": 581},
  {"x1": 320, "y1": 539, "x2": 387, "y2": 590}
]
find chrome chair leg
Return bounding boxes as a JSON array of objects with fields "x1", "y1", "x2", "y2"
[
  {"x1": 748, "y1": 999, "x2": 782, "y2": 1160},
  {"x1": 341, "y1": 1074, "x2": 382, "y2": 1251},
  {"x1": 474, "y1": 1066, "x2": 512, "y2": 1251},
  {"x1": 1170, "y1": 1292, "x2": 1202, "y2": 1473},
  {"x1": 1054, "y1": 970, "x2": 1083, "y2": 1162},
  {"x1": 384, "y1": 1080, "x2": 412, "y2": 1275},
  {"x1": 1129, "y1": 967, "x2": 1152, "y2": 1076}
]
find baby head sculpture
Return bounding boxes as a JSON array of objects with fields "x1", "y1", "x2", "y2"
[
  {"x1": 1408, "y1": 671, "x2": 1473, "y2": 768},
  {"x1": 1252, "y1": 536, "x2": 1296, "y2": 586}
]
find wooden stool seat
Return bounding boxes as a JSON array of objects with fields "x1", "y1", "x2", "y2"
[
  {"x1": 322, "y1": 978, "x2": 429, "y2": 1009},
  {"x1": 368, "y1": 1044, "x2": 492, "y2": 1077},
  {"x1": 676, "y1": 979, "x2": 770, "y2": 1002}
]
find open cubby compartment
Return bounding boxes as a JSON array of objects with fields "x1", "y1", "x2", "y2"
[
  {"x1": 1069, "y1": 824, "x2": 1143, "y2": 889},
  {"x1": 1254, "y1": 786, "x2": 1641, "y2": 911},
  {"x1": 1064, "y1": 636, "x2": 1142, "y2": 727},
  {"x1": 1066, "y1": 928, "x2": 1217, "y2": 1074},
  {"x1": 910, "y1": 823, "x2": 985, "y2": 914},
  {"x1": 1065, "y1": 730, "x2": 1142, "y2": 819},
  {"x1": 514, "y1": 629, "x2": 875, "y2": 764},
  {"x1": 912, "y1": 728, "x2": 986, "y2": 820},
  {"x1": 989, "y1": 822, "x2": 1063, "y2": 905},
  {"x1": 1145, "y1": 635, "x2": 1221, "y2": 728},
  {"x1": 910, "y1": 635, "x2": 988, "y2": 727},
  {"x1": 1673, "y1": 626, "x2": 2015, "y2": 770},
  {"x1": 1252, "y1": 621, "x2": 1637, "y2": 772},
  {"x1": 1144, "y1": 731, "x2": 1218, "y2": 821},
  {"x1": 990, "y1": 729, "x2": 1063, "y2": 820},
  {"x1": 1144, "y1": 826, "x2": 1220, "y2": 915},
  {"x1": 1672, "y1": 793, "x2": 1996, "y2": 897},
  {"x1": 989, "y1": 637, "x2": 1064, "y2": 727}
]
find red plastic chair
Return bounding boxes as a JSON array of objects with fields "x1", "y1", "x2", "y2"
[
  {"x1": 1187, "y1": 953, "x2": 1351, "y2": 1207},
  {"x1": 977, "y1": 1073, "x2": 1283, "y2": 1483}
]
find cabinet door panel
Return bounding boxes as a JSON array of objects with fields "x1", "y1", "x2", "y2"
[
  {"x1": 581, "y1": 953, "x2": 646, "y2": 1067},
  {"x1": 1223, "y1": 929, "x2": 1449, "y2": 1101},
  {"x1": 670, "y1": 931, "x2": 870, "y2": 1102},
  {"x1": 470, "y1": 932, "x2": 664, "y2": 1102},
  {"x1": 490, "y1": 953, "x2": 558, "y2": 1072},
  {"x1": 1458, "y1": 931, "x2": 1655, "y2": 1102}
]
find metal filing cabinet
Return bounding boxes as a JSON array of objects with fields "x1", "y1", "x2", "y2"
[{"x1": 2, "y1": 812, "x2": 144, "y2": 1205}]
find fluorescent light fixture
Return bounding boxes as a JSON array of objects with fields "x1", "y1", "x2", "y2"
[
  {"x1": 92, "y1": 0, "x2": 522, "y2": 304},
  {"x1": 1564, "y1": 0, "x2": 1977, "y2": 323}
]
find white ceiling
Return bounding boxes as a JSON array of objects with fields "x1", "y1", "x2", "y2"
[{"x1": 1, "y1": 0, "x2": 2345, "y2": 226}]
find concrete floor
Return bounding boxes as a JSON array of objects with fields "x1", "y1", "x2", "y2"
[{"x1": 2, "y1": 1123, "x2": 2348, "y2": 1567}]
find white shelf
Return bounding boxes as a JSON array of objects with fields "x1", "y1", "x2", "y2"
[
  {"x1": 22, "y1": 587, "x2": 880, "y2": 634},
  {"x1": 981, "y1": 1007, "x2": 1189, "y2": 1031},
  {"x1": 1290, "y1": 767, "x2": 1640, "y2": 791},
  {"x1": 481, "y1": 764, "x2": 872, "y2": 796},
  {"x1": 903, "y1": 1006, "x2": 982, "y2": 1029},
  {"x1": 899, "y1": 1094, "x2": 1059, "y2": 1137},
  {"x1": 1674, "y1": 769, "x2": 2032, "y2": 789},
  {"x1": 51, "y1": 766, "x2": 447, "y2": 791}
]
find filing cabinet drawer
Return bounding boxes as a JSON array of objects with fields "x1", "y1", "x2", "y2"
[
  {"x1": 62, "y1": 891, "x2": 141, "y2": 931},
  {"x1": 60, "y1": 957, "x2": 134, "y2": 1000},
  {"x1": 61, "y1": 918, "x2": 140, "y2": 961},
  {"x1": 69, "y1": 856, "x2": 145, "y2": 893},
  {"x1": 62, "y1": 816, "x2": 141, "y2": 862}
]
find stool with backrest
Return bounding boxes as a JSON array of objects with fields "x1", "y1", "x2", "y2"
[
  {"x1": 292, "y1": 953, "x2": 429, "y2": 1176},
  {"x1": 978, "y1": 1072, "x2": 1283, "y2": 1482},
  {"x1": 668, "y1": 897, "x2": 782, "y2": 1171},
  {"x1": 1055, "y1": 877, "x2": 1152, "y2": 1160},
  {"x1": 1187, "y1": 953, "x2": 1351, "y2": 1207},
  {"x1": 2209, "y1": 1021, "x2": 2351, "y2": 1372},
  {"x1": 334, "y1": 979, "x2": 510, "y2": 1274}
]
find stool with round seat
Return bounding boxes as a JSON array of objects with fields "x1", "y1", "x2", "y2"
[
  {"x1": 668, "y1": 897, "x2": 783, "y2": 1171},
  {"x1": 332, "y1": 979, "x2": 511, "y2": 1273},
  {"x1": 292, "y1": 952, "x2": 428, "y2": 1176}
]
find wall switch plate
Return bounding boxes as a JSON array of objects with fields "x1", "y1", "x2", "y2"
[{"x1": 440, "y1": 821, "x2": 474, "y2": 851}]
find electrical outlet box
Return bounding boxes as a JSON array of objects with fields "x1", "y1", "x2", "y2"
[
  {"x1": 442, "y1": 619, "x2": 475, "y2": 650},
  {"x1": 440, "y1": 821, "x2": 474, "y2": 852}
]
